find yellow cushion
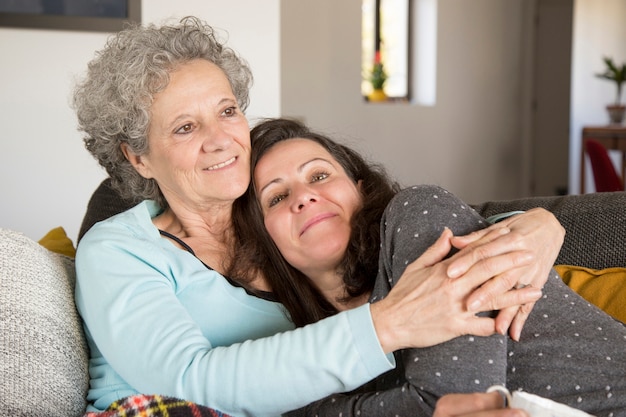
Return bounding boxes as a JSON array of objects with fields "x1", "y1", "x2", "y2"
[
  {"x1": 38, "y1": 227, "x2": 76, "y2": 258},
  {"x1": 555, "y1": 264, "x2": 626, "y2": 324}
]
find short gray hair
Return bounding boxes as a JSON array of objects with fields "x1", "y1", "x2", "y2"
[{"x1": 73, "y1": 16, "x2": 253, "y2": 207}]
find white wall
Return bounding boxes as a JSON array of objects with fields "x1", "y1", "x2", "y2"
[
  {"x1": 0, "y1": 0, "x2": 279, "y2": 243},
  {"x1": 570, "y1": 0, "x2": 626, "y2": 194},
  {"x1": 6, "y1": 0, "x2": 622, "y2": 243},
  {"x1": 281, "y1": 0, "x2": 530, "y2": 205}
]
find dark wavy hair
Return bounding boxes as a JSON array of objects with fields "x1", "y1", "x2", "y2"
[{"x1": 230, "y1": 118, "x2": 400, "y2": 326}]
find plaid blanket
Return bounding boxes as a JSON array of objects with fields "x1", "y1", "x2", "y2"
[{"x1": 84, "y1": 394, "x2": 233, "y2": 417}]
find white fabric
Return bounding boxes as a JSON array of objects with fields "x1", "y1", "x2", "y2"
[{"x1": 0, "y1": 228, "x2": 88, "y2": 417}]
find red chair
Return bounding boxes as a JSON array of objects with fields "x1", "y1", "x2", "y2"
[{"x1": 585, "y1": 138, "x2": 624, "y2": 192}]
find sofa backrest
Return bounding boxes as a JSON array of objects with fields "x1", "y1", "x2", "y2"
[
  {"x1": 79, "y1": 179, "x2": 626, "y2": 270},
  {"x1": 473, "y1": 191, "x2": 626, "y2": 269},
  {"x1": 0, "y1": 228, "x2": 89, "y2": 417},
  {"x1": 78, "y1": 178, "x2": 137, "y2": 243}
]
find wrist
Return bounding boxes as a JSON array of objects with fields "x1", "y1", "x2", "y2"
[{"x1": 369, "y1": 299, "x2": 400, "y2": 354}]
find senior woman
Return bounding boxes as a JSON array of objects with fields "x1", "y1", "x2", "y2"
[{"x1": 73, "y1": 17, "x2": 562, "y2": 417}]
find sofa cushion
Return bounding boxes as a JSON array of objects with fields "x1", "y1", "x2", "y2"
[
  {"x1": 554, "y1": 264, "x2": 626, "y2": 324},
  {"x1": 38, "y1": 226, "x2": 77, "y2": 258},
  {"x1": 0, "y1": 228, "x2": 88, "y2": 416}
]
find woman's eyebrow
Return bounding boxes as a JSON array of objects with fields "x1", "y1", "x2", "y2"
[
  {"x1": 258, "y1": 156, "x2": 334, "y2": 195},
  {"x1": 258, "y1": 177, "x2": 283, "y2": 195},
  {"x1": 297, "y1": 157, "x2": 333, "y2": 173}
]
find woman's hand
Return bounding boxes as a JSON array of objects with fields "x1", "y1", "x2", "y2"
[
  {"x1": 434, "y1": 392, "x2": 528, "y2": 417},
  {"x1": 370, "y1": 228, "x2": 543, "y2": 353},
  {"x1": 447, "y1": 208, "x2": 565, "y2": 340}
]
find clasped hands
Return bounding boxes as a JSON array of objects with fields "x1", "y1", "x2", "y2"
[
  {"x1": 450, "y1": 208, "x2": 565, "y2": 340},
  {"x1": 372, "y1": 208, "x2": 565, "y2": 354}
]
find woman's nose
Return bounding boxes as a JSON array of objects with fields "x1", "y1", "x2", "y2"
[
  {"x1": 291, "y1": 186, "x2": 317, "y2": 212},
  {"x1": 201, "y1": 125, "x2": 233, "y2": 152}
]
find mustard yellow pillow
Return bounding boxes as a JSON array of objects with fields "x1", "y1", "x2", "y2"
[
  {"x1": 555, "y1": 264, "x2": 626, "y2": 324},
  {"x1": 38, "y1": 226, "x2": 76, "y2": 258}
]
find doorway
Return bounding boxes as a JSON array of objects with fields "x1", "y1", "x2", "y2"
[{"x1": 529, "y1": 0, "x2": 573, "y2": 196}]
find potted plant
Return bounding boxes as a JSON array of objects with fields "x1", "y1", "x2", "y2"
[
  {"x1": 367, "y1": 50, "x2": 388, "y2": 102},
  {"x1": 596, "y1": 56, "x2": 626, "y2": 124}
]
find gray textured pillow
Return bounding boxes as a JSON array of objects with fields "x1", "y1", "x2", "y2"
[
  {"x1": 0, "y1": 228, "x2": 88, "y2": 417},
  {"x1": 473, "y1": 191, "x2": 626, "y2": 269}
]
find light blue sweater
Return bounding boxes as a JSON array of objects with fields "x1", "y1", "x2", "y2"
[{"x1": 75, "y1": 201, "x2": 393, "y2": 417}]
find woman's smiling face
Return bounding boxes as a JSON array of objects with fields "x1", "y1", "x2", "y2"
[
  {"x1": 127, "y1": 59, "x2": 251, "y2": 210},
  {"x1": 254, "y1": 138, "x2": 362, "y2": 279}
]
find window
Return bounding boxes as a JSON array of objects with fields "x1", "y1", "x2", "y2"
[
  {"x1": 362, "y1": 0, "x2": 438, "y2": 105},
  {"x1": 362, "y1": 0, "x2": 410, "y2": 101}
]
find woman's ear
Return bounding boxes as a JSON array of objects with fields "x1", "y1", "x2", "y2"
[
  {"x1": 356, "y1": 179, "x2": 363, "y2": 191},
  {"x1": 121, "y1": 143, "x2": 153, "y2": 179}
]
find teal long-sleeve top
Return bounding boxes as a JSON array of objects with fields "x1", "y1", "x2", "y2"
[{"x1": 75, "y1": 201, "x2": 393, "y2": 417}]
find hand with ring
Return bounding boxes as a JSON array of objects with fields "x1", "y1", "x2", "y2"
[{"x1": 446, "y1": 208, "x2": 565, "y2": 340}]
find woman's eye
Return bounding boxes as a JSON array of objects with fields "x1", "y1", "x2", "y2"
[
  {"x1": 268, "y1": 193, "x2": 287, "y2": 208},
  {"x1": 311, "y1": 172, "x2": 329, "y2": 182},
  {"x1": 175, "y1": 123, "x2": 193, "y2": 134},
  {"x1": 223, "y1": 106, "x2": 238, "y2": 117}
]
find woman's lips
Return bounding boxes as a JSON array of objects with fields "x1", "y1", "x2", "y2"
[
  {"x1": 206, "y1": 156, "x2": 236, "y2": 171},
  {"x1": 300, "y1": 213, "x2": 337, "y2": 236}
]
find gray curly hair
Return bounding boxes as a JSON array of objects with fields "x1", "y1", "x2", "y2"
[{"x1": 73, "y1": 16, "x2": 253, "y2": 207}]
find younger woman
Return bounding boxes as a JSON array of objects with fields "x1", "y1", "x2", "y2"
[{"x1": 231, "y1": 118, "x2": 626, "y2": 417}]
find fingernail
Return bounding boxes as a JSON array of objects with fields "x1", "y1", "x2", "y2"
[{"x1": 529, "y1": 288, "x2": 543, "y2": 300}]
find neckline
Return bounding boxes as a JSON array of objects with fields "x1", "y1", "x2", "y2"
[{"x1": 158, "y1": 229, "x2": 277, "y2": 302}]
